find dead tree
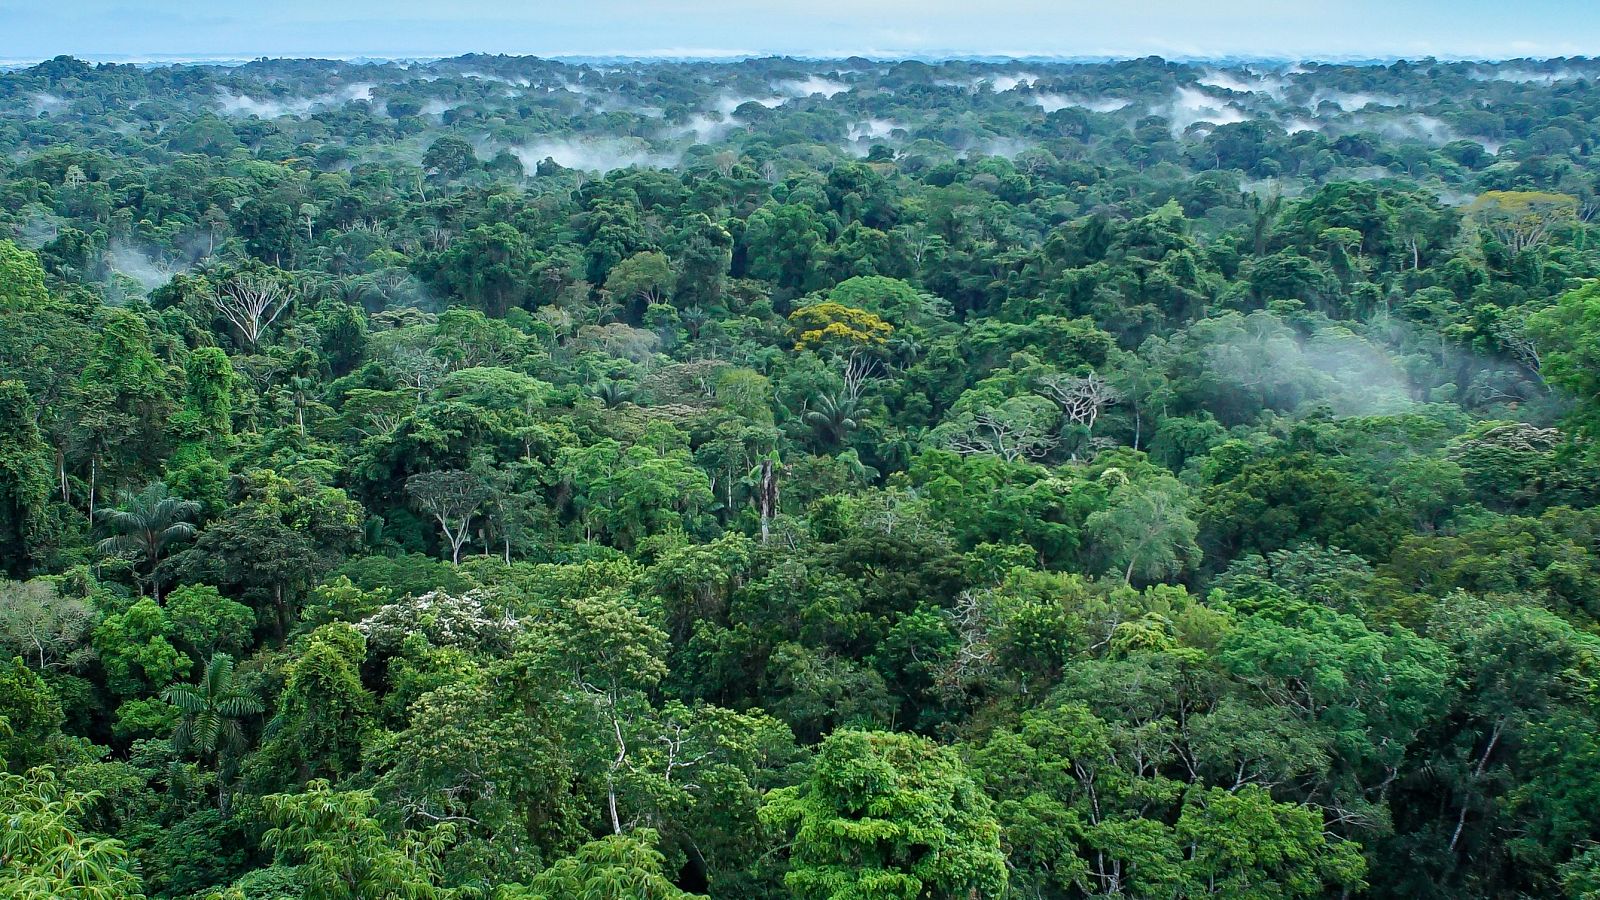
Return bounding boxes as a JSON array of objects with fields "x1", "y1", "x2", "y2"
[
  {"x1": 947, "y1": 409, "x2": 1058, "y2": 462},
  {"x1": 210, "y1": 275, "x2": 293, "y2": 350},
  {"x1": 840, "y1": 350, "x2": 880, "y2": 403},
  {"x1": 1038, "y1": 372, "x2": 1123, "y2": 433},
  {"x1": 757, "y1": 458, "x2": 779, "y2": 543}
]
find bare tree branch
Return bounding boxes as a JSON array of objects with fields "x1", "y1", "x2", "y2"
[{"x1": 210, "y1": 275, "x2": 293, "y2": 350}]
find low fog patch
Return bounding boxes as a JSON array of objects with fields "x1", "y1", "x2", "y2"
[
  {"x1": 459, "y1": 71, "x2": 532, "y2": 87},
  {"x1": 15, "y1": 209, "x2": 61, "y2": 248},
  {"x1": 776, "y1": 76, "x2": 850, "y2": 98},
  {"x1": 1240, "y1": 178, "x2": 1305, "y2": 199},
  {"x1": 960, "y1": 137, "x2": 1034, "y2": 158},
  {"x1": 713, "y1": 94, "x2": 784, "y2": 113},
  {"x1": 106, "y1": 241, "x2": 187, "y2": 295},
  {"x1": 216, "y1": 91, "x2": 315, "y2": 118},
  {"x1": 848, "y1": 119, "x2": 900, "y2": 140},
  {"x1": 1197, "y1": 69, "x2": 1287, "y2": 98},
  {"x1": 674, "y1": 94, "x2": 783, "y2": 141},
  {"x1": 987, "y1": 72, "x2": 1039, "y2": 92},
  {"x1": 419, "y1": 98, "x2": 467, "y2": 116},
  {"x1": 1433, "y1": 188, "x2": 1478, "y2": 207},
  {"x1": 1174, "y1": 311, "x2": 1415, "y2": 422},
  {"x1": 934, "y1": 73, "x2": 1038, "y2": 92},
  {"x1": 1471, "y1": 67, "x2": 1582, "y2": 84},
  {"x1": 1300, "y1": 324, "x2": 1415, "y2": 415},
  {"x1": 1362, "y1": 113, "x2": 1457, "y2": 145},
  {"x1": 1158, "y1": 87, "x2": 1248, "y2": 136},
  {"x1": 1035, "y1": 94, "x2": 1129, "y2": 113},
  {"x1": 216, "y1": 83, "x2": 375, "y2": 118},
  {"x1": 30, "y1": 92, "x2": 67, "y2": 115},
  {"x1": 1308, "y1": 90, "x2": 1401, "y2": 112},
  {"x1": 509, "y1": 137, "x2": 678, "y2": 173},
  {"x1": 676, "y1": 113, "x2": 734, "y2": 142},
  {"x1": 1323, "y1": 164, "x2": 1398, "y2": 183}
]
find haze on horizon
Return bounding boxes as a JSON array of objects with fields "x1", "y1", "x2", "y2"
[{"x1": 3, "y1": 0, "x2": 1599, "y2": 63}]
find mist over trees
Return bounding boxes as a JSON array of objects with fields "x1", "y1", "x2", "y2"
[{"x1": 6, "y1": 50, "x2": 1600, "y2": 898}]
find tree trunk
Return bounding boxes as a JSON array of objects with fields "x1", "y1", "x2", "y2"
[
  {"x1": 607, "y1": 708, "x2": 628, "y2": 834},
  {"x1": 1449, "y1": 719, "x2": 1504, "y2": 853},
  {"x1": 274, "y1": 584, "x2": 289, "y2": 640},
  {"x1": 758, "y1": 459, "x2": 778, "y2": 543}
]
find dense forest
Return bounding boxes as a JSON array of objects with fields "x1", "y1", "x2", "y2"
[{"x1": 7, "y1": 51, "x2": 1600, "y2": 898}]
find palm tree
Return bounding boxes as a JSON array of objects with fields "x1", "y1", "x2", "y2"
[
  {"x1": 890, "y1": 333, "x2": 925, "y2": 368},
  {"x1": 95, "y1": 482, "x2": 201, "y2": 601},
  {"x1": 164, "y1": 654, "x2": 263, "y2": 811},
  {"x1": 680, "y1": 304, "x2": 710, "y2": 339},
  {"x1": 803, "y1": 391, "x2": 863, "y2": 451},
  {"x1": 591, "y1": 379, "x2": 633, "y2": 408},
  {"x1": 280, "y1": 375, "x2": 318, "y2": 435}
]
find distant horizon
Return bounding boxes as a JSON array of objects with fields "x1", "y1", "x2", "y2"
[
  {"x1": 5, "y1": 50, "x2": 1599, "y2": 70},
  {"x1": 3, "y1": 0, "x2": 1597, "y2": 66}
]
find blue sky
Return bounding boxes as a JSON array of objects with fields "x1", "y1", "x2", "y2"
[{"x1": 2, "y1": 0, "x2": 1596, "y2": 62}]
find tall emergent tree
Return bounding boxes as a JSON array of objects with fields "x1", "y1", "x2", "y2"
[{"x1": 761, "y1": 729, "x2": 1008, "y2": 899}]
